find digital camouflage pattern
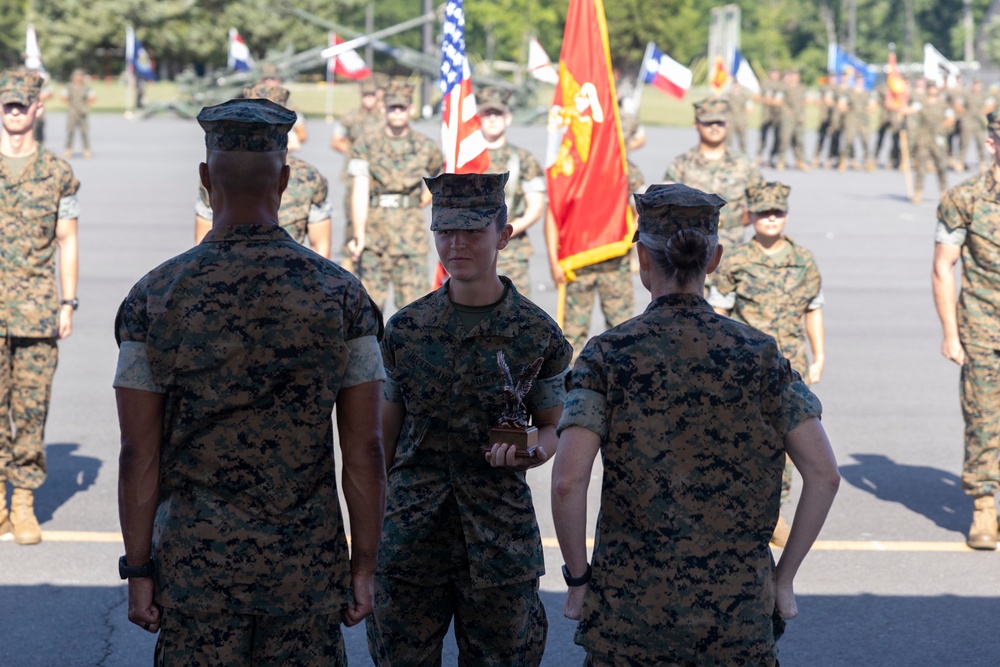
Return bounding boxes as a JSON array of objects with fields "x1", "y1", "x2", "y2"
[
  {"x1": 563, "y1": 254, "x2": 633, "y2": 357},
  {"x1": 747, "y1": 181, "x2": 791, "y2": 213},
  {"x1": 197, "y1": 155, "x2": 330, "y2": 245},
  {"x1": 197, "y1": 99, "x2": 296, "y2": 152},
  {"x1": 367, "y1": 568, "x2": 546, "y2": 666},
  {"x1": 693, "y1": 97, "x2": 729, "y2": 123},
  {"x1": 372, "y1": 278, "x2": 568, "y2": 660},
  {"x1": 488, "y1": 142, "x2": 546, "y2": 296},
  {"x1": 334, "y1": 100, "x2": 385, "y2": 269},
  {"x1": 663, "y1": 145, "x2": 762, "y2": 236},
  {"x1": 242, "y1": 82, "x2": 290, "y2": 106},
  {"x1": 841, "y1": 87, "x2": 872, "y2": 161},
  {"x1": 155, "y1": 607, "x2": 347, "y2": 667},
  {"x1": 114, "y1": 224, "x2": 383, "y2": 615},
  {"x1": 349, "y1": 125, "x2": 443, "y2": 305},
  {"x1": 383, "y1": 80, "x2": 414, "y2": 107},
  {"x1": 710, "y1": 236, "x2": 822, "y2": 377},
  {"x1": 633, "y1": 184, "x2": 725, "y2": 239},
  {"x1": 913, "y1": 95, "x2": 952, "y2": 193},
  {"x1": 725, "y1": 86, "x2": 750, "y2": 153},
  {"x1": 0, "y1": 147, "x2": 79, "y2": 338},
  {"x1": 0, "y1": 338, "x2": 57, "y2": 489},
  {"x1": 0, "y1": 67, "x2": 42, "y2": 105},
  {"x1": 477, "y1": 86, "x2": 511, "y2": 114},
  {"x1": 426, "y1": 172, "x2": 507, "y2": 231},
  {"x1": 558, "y1": 293, "x2": 822, "y2": 665},
  {"x1": 937, "y1": 168, "x2": 1000, "y2": 495},
  {"x1": 777, "y1": 81, "x2": 807, "y2": 164}
]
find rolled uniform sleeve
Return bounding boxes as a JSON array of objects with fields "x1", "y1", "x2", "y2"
[
  {"x1": 113, "y1": 285, "x2": 165, "y2": 393},
  {"x1": 557, "y1": 340, "x2": 609, "y2": 441},
  {"x1": 343, "y1": 286, "x2": 385, "y2": 389},
  {"x1": 347, "y1": 138, "x2": 370, "y2": 178},
  {"x1": 525, "y1": 333, "x2": 572, "y2": 414},
  {"x1": 936, "y1": 187, "x2": 969, "y2": 246},
  {"x1": 308, "y1": 176, "x2": 332, "y2": 224},
  {"x1": 708, "y1": 262, "x2": 739, "y2": 310},
  {"x1": 763, "y1": 344, "x2": 823, "y2": 437}
]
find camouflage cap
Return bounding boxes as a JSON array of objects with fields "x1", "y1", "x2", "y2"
[
  {"x1": 243, "y1": 82, "x2": 290, "y2": 106},
  {"x1": 360, "y1": 77, "x2": 378, "y2": 95},
  {"x1": 989, "y1": 111, "x2": 1000, "y2": 135},
  {"x1": 259, "y1": 63, "x2": 280, "y2": 81},
  {"x1": 477, "y1": 86, "x2": 512, "y2": 114},
  {"x1": 693, "y1": 97, "x2": 729, "y2": 123},
  {"x1": 425, "y1": 172, "x2": 509, "y2": 231},
  {"x1": 632, "y1": 183, "x2": 726, "y2": 241},
  {"x1": 746, "y1": 181, "x2": 791, "y2": 213},
  {"x1": 0, "y1": 67, "x2": 42, "y2": 105},
  {"x1": 197, "y1": 98, "x2": 296, "y2": 152},
  {"x1": 384, "y1": 79, "x2": 415, "y2": 107}
]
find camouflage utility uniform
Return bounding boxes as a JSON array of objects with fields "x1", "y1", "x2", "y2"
[
  {"x1": 913, "y1": 94, "x2": 953, "y2": 196},
  {"x1": 334, "y1": 96, "x2": 384, "y2": 267},
  {"x1": 841, "y1": 86, "x2": 873, "y2": 166},
  {"x1": 664, "y1": 147, "x2": 762, "y2": 249},
  {"x1": 348, "y1": 128, "x2": 443, "y2": 309},
  {"x1": 63, "y1": 72, "x2": 94, "y2": 154},
  {"x1": 725, "y1": 86, "x2": 750, "y2": 153},
  {"x1": 369, "y1": 278, "x2": 571, "y2": 666},
  {"x1": 958, "y1": 86, "x2": 994, "y2": 168},
  {"x1": 114, "y1": 224, "x2": 384, "y2": 664},
  {"x1": 0, "y1": 147, "x2": 79, "y2": 492},
  {"x1": 487, "y1": 143, "x2": 545, "y2": 296},
  {"x1": 559, "y1": 292, "x2": 822, "y2": 665},
  {"x1": 709, "y1": 235, "x2": 823, "y2": 504},
  {"x1": 196, "y1": 155, "x2": 331, "y2": 247},
  {"x1": 776, "y1": 79, "x2": 806, "y2": 168},
  {"x1": 562, "y1": 165, "x2": 641, "y2": 357},
  {"x1": 936, "y1": 168, "x2": 1000, "y2": 497}
]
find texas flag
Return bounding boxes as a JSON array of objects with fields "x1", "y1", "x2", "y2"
[
  {"x1": 227, "y1": 28, "x2": 254, "y2": 72},
  {"x1": 439, "y1": 0, "x2": 489, "y2": 174},
  {"x1": 328, "y1": 33, "x2": 371, "y2": 80},
  {"x1": 640, "y1": 42, "x2": 692, "y2": 100}
]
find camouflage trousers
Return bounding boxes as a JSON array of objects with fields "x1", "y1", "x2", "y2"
[
  {"x1": 154, "y1": 607, "x2": 347, "y2": 667},
  {"x1": 65, "y1": 112, "x2": 90, "y2": 151},
  {"x1": 354, "y1": 250, "x2": 429, "y2": 311},
  {"x1": 841, "y1": 120, "x2": 870, "y2": 161},
  {"x1": 583, "y1": 652, "x2": 779, "y2": 667},
  {"x1": 777, "y1": 118, "x2": 806, "y2": 163},
  {"x1": 366, "y1": 573, "x2": 547, "y2": 667},
  {"x1": 498, "y1": 253, "x2": 531, "y2": 298},
  {"x1": 959, "y1": 121, "x2": 986, "y2": 165},
  {"x1": 0, "y1": 337, "x2": 57, "y2": 489},
  {"x1": 913, "y1": 136, "x2": 949, "y2": 194},
  {"x1": 726, "y1": 122, "x2": 747, "y2": 154},
  {"x1": 960, "y1": 346, "x2": 1000, "y2": 496},
  {"x1": 340, "y1": 180, "x2": 356, "y2": 273},
  {"x1": 564, "y1": 255, "x2": 634, "y2": 358}
]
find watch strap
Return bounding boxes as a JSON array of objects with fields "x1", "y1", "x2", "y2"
[
  {"x1": 562, "y1": 563, "x2": 592, "y2": 587},
  {"x1": 119, "y1": 555, "x2": 155, "y2": 580}
]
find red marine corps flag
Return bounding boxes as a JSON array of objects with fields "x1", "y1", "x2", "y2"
[{"x1": 546, "y1": 0, "x2": 632, "y2": 324}]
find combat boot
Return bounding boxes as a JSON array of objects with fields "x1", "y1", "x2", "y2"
[
  {"x1": 770, "y1": 514, "x2": 792, "y2": 548},
  {"x1": 0, "y1": 487, "x2": 10, "y2": 537},
  {"x1": 796, "y1": 160, "x2": 810, "y2": 172},
  {"x1": 775, "y1": 160, "x2": 785, "y2": 171},
  {"x1": 967, "y1": 494, "x2": 998, "y2": 550},
  {"x1": 10, "y1": 488, "x2": 41, "y2": 545},
  {"x1": 864, "y1": 160, "x2": 875, "y2": 172},
  {"x1": 810, "y1": 157, "x2": 820, "y2": 168},
  {"x1": 837, "y1": 160, "x2": 846, "y2": 173},
  {"x1": 63, "y1": 149, "x2": 72, "y2": 159},
  {"x1": 912, "y1": 189, "x2": 923, "y2": 205}
]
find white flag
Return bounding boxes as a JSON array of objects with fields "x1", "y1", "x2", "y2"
[
  {"x1": 923, "y1": 43, "x2": 959, "y2": 87},
  {"x1": 528, "y1": 36, "x2": 559, "y2": 85},
  {"x1": 25, "y1": 24, "x2": 44, "y2": 74}
]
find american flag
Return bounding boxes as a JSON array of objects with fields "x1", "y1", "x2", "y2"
[{"x1": 439, "y1": 0, "x2": 489, "y2": 174}]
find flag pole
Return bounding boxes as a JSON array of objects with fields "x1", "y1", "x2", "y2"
[
  {"x1": 125, "y1": 27, "x2": 135, "y2": 119},
  {"x1": 631, "y1": 42, "x2": 653, "y2": 113},
  {"x1": 326, "y1": 43, "x2": 335, "y2": 124},
  {"x1": 556, "y1": 282, "x2": 566, "y2": 329}
]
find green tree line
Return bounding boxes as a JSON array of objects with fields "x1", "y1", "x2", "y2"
[{"x1": 0, "y1": 0, "x2": 993, "y2": 82}]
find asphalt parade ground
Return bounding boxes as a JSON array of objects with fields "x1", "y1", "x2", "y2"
[{"x1": 1, "y1": 112, "x2": 998, "y2": 666}]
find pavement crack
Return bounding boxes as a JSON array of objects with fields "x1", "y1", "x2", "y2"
[{"x1": 95, "y1": 585, "x2": 126, "y2": 667}]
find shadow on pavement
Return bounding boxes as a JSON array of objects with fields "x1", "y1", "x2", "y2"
[
  {"x1": 1, "y1": 586, "x2": 996, "y2": 667},
  {"x1": 35, "y1": 443, "x2": 101, "y2": 523},
  {"x1": 839, "y1": 453, "x2": 971, "y2": 535}
]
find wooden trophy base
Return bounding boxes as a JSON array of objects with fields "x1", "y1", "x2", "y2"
[{"x1": 486, "y1": 426, "x2": 539, "y2": 458}]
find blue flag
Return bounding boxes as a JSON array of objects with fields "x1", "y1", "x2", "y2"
[
  {"x1": 829, "y1": 44, "x2": 875, "y2": 90},
  {"x1": 126, "y1": 27, "x2": 156, "y2": 81}
]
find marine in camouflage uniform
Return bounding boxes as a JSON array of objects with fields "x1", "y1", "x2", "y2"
[
  {"x1": 331, "y1": 77, "x2": 385, "y2": 270},
  {"x1": 0, "y1": 68, "x2": 80, "y2": 545},
  {"x1": 347, "y1": 80, "x2": 443, "y2": 309},
  {"x1": 957, "y1": 80, "x2": 995, "y2": 170},
  {"x1": 932, "y1": 112, "x2": 1000, "y2": 549},
  {"x1": 114, "y1": 99, "x2": 387, "y2": 661},
  {"x1": 757, "y1": 69, "x2": 783, "y2": 165},
  {"x1": 477, "y1": 87, "x2": 546, "y2": 296},
  {"x1": 839, "y1": 76, "x2": 874, "y2": 171},
  {"x1": 195, "y1": 83, "x2": 332, "y2": 257},
  {"x1": 911, "y1": 80, "x2": 954, "y2": 204},
  {"x1": 558, "y1": 163, "x2": 641, "y2": 358},
  {"x1": 812, "y1": 81, "x2": 838, "y2": 167},
  {"x1": 725, "y1": 81, "x2": 751, "y2": 154},
  {"x1": 775, "y1": 70, "x2": 808, "y2": 170},
  {"x1": 708, "y1": 182, "x2": 824, "y2": 538},
  {"x1": 553, "y1": 184, "x2": 826, "y2": 665},
  {"x1": 367, "y1": 173, "x2": 571, "y2": 666},
  {"x1": 664, "y1": 97, "x2": 763, "y2": 251},
  {"x1": 62, "y1": 68, "x2": 94, "y2": 158}
]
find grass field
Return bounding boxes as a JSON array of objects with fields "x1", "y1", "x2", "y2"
[{"x1": 54, "y1": 79, "x2": 826, "y2": 128}]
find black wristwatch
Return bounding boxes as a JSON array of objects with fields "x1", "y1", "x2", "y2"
[
  {"x1": 562, "y1": 563, "x2": 592, "y2": 587},
  {"x1": 60, "y1": 298, "x2": 79, "y2": 310},
  {"x1": 119, "y1": 556, "x2": 155, "y2": 580}
]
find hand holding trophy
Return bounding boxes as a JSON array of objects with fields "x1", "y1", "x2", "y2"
[{"x1": 485, "y1": 351, "x2": 544, "y2": 459}]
